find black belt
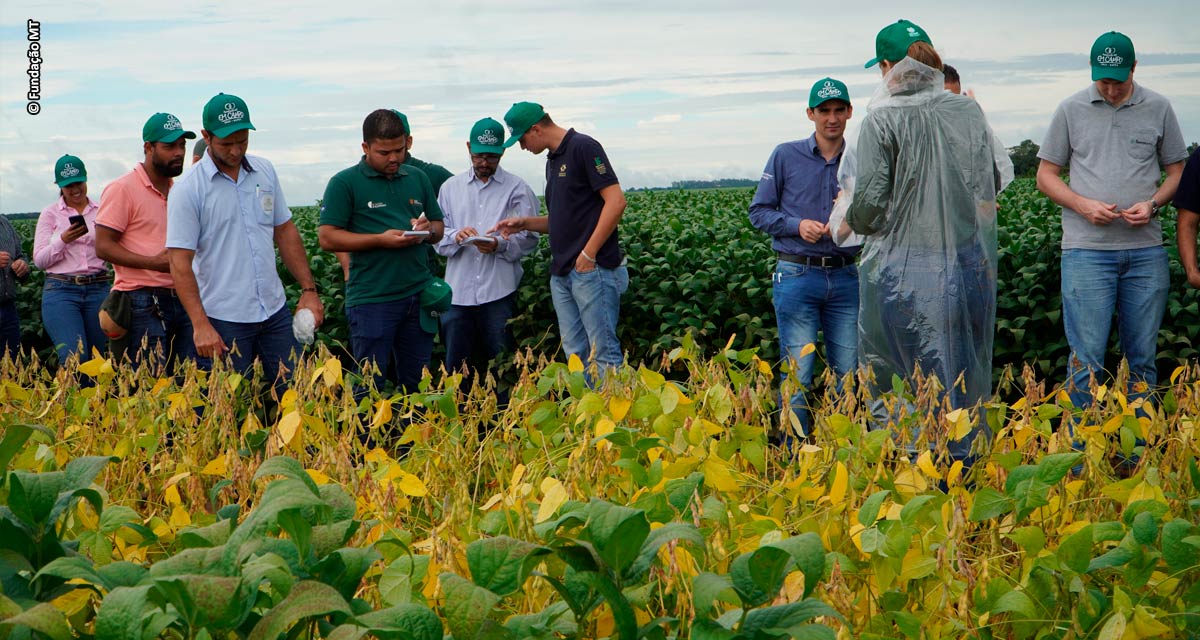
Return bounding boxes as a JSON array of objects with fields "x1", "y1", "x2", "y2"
[
  {"x1": 46, "y1": 272, "x2": 112, "y2": 285},
  {"x1": 131, "y1": 286, "x2": 179, "y2": 298},
  {"x1": 777, "y1": 253, "x2": 855, "y2": 268}
]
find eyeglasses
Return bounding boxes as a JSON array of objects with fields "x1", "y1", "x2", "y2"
[{"x1": 471, "y1": 154, "x2": 502, "y2": 163}]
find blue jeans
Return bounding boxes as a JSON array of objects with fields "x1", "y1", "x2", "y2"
[
  {"x1": 41, "y1": 279, "x2": 110, "y2": 363},
  {"x1": 442, "y1": 293, "x2": 516, "y2": 376},
  {"x1": 126, "y1": 288, "x2": 195, "y2": 373},
  {"x1": 0, "y1": 300, "x2": 19, "y2": 357},
  {"x1": 549, "y1": 265, "x2": 629, "y2": 370},
  {"x1": 199, "y1": 304, "x2": 298, "y2": 388},
  {"x1": 1061, "y1": 246, "x2": 1168, "y2": 408},
  {"x1": 773, "y1": 261, "x2": 859, "y2": 434},
  {"x1": 348, "y1": 295, "x2": 432, "y2": 393}
]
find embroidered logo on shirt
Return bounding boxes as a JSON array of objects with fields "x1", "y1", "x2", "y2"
[
  {"x1": 217, "y1": 102, "x2": 246, "y2": 124},
  {"x1": 164, "y1": 115, "x2": 183, "y2": 131},
  {"x1": 477, "y1": 130, "x2": 499, "y2": 145},
  {"x1": 367, "y1": 201, "x2": 387, "y2": 209},
  {"x1": 558, "y1": 164, "x2": 567, "y2": 177},
  {"x1": 761, "y1": 172, "x2": 774, "y2": 181},
  {"x1": 1096, "y1": 47, "x2": 1124, "y2": 67},
  {"x1": 594, "y1": 157, "x2": 607, "y2": 175},
  {"x1": 816, "y1": 81, "x2": 843, "y2": 100},
  {"x1": 409, "y1": 198, "x2": 422, "y2": 206},
  {"x1": 59, "y1": 163, "x2": 80, "y2": 178}
]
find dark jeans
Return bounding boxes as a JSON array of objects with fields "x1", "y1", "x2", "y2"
[
  {"x1": 126, "y1": 288, "x2": 195, "y2": 373},
  {"x1": 41, "y1": 279, "x2": 110, "y2": 363},
  {"x1": 197, "y1": 304, "x2": 298, "y2": 389},
  {"x1": 348, "y1": 295, "x2": 433, "y2": 393},
  {"x1": 442, "y1": 293, "x2": 517, "y2": 405},
  {"x1": 0, "y1": 300, "x2": 19, "y2": 357}
]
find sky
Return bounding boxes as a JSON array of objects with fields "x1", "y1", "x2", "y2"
[{"x1": 1, "y1": 1, "x2": 1198, "y2": 214}]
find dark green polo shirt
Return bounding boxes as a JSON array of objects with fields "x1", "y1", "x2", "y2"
[
  {"x1": 404, "y1": 156, "x2": 454, "y2": 196},
  {"x1": 320, "y1": 158, "x2": 444, "y2": 306}
]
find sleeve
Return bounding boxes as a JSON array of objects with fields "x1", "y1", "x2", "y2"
[
  {"x1": 498, "y1": 181, "x2": 541, "y2": 263},
  {"x1": 845, "y1": 114, "x2": 895, "y2": 235},
  {"x1": 32, "y1": 206, "x2": 66, "y2": 269},
  {"x1": 95, "y1": 182, "x2": 130, "y2": 233},
  {"x1": 1037, "y1": 103, "x2": 1071, "y2": 166},
  {"x1": 165, "y1": 179, "x2": 201, "y2": 250},
  {"x1": 318, "y1": 175, "x2": 354, "y2": 229},
  {"x1": 421, "y1": 173, "x2": 443, "y2": 222},
  {"x1": 582, "y1": 138, "x2": 620, "y2": 192},
  {"x1": 1173, "y1": 149, "x2": 1200, "y2": 213},
  {"x1": 434, "y1": 181, "x2": 465, "y2": 257},
  {"x1": 747, "y1": 146, "x2": 799, "y2": 237},
  {"x1": 1160, "y1": 103, "x2": 1188, "y2": 165}
]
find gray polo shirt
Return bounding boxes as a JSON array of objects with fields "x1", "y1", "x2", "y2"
[{"x1": 1038, "y1": 82, "x2": 1186, "y2": 250}]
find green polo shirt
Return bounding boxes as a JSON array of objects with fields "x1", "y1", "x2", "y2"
[
  {"x1": 404, "y1": 155, "x2": 454, "y2": 196},
  {"x1": 320, "y1": 158, "x2": 444, "y2": 306}
]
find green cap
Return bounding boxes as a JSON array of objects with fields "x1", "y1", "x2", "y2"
[
  {"x1": 865, "y1": 19, "x2": 932, "y2": 68},
  {"x1": 419, "y1": 278, "x2": 453, "y2": 334},
  {"x1": 469, "y1": 118, "x2": 506, "y2": 154},
  {"x1": 53, "y1": 154, "x2": 87, "y2": 187},
  {"x1": 142, "y1": 112, "x2": 197, "y2": 143},
  {"x1": 502, "y1": 102, "x2": 547, "y2": 148},
  {"x1": 1091, "y1": 31, "x2": 1135, "y2": 82},
  {"x1": 391, "y1": 110, "x2": 411, "y2": 135},
  {"x1": 202, "y1": 93, "x2": 255, "y2": 138},
  {"x1": 808, "y1": 77, "x2": 850, "y2": 108}
]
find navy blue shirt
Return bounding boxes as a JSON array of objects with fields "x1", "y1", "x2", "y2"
[
  {"x1": 748, "y1": 134, "x2": 857, "y2": 258},
  {"x1": 1175, "y1": 147, "x2": 1200, "y2": 214},
  {"x1": 545, "y1": 129, "x2": 621, "y2": 276}
]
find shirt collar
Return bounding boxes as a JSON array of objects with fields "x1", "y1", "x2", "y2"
[
  {"x1": 548, "y1": 128, "x2": 577, "y2": 159},
  {"x1": 133, "y1": 162, "x2": 170, "y2": 197},
  {"x1": 357, "y1": 156, "x2": 408, "y2": 179},
  {"x1": 198, "y1": 151, "x2": 256, "y2": 181},
  {"x1": 55, "y1": 195, "x2": 99, "y2": 214},
  {"x1": 805, "y1": 133, "x2": 845, "y2": 161},
  {"x1": 469, "y1": 165, "x2": 507, "y2": 186},
  {"x1": 1088, "y1": 80, "x2": 1144, "y2": 108}
]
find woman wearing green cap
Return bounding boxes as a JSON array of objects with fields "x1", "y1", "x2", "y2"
[
  {"x1": 33, "y1": 154, "x2": 111, "y2": 364},
  {"x1": 844, "y1": 20, "x2": 1012, "y2": 465}
]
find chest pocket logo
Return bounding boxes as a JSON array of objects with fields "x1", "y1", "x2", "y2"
[
  {"x1": 558, "y1": 163, "x2": 567, "y2": 178},
  {"x1": 1128, "y1": 129, "x2": 1158, "y2": 162},
  {"x1": 258, "y1": 187, "x2": 275, "y2": 219}
]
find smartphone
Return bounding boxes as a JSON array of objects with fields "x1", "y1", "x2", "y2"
[
  {"x1": 68, "y1": 214, "x2": 86, "y2": 229},
  {"x1": 403, "y1": 230, "x2": 431, "y2": 238}
]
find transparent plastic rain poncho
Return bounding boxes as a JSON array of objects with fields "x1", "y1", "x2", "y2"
[{"x1": 836, "y1": 57, "x2": 1013, "y2": 419}]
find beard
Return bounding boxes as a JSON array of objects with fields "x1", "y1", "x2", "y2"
[{"x1": 153, "y1": 156, "x2": 184, "y2": 178}]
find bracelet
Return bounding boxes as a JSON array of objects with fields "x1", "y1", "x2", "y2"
[
  {"x1": 301, "y1": 286, "x2": 318, "y2": 294},
  {"x1": 1149, "y1": 198, "x2": 1160, "y2": 216},
  {"x1": 580, "y1": 250, "x2": 597, "y2": 263}
]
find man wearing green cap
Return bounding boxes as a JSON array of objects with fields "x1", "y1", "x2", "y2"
[
  {"x1": 1036, "y1": 31, "x2": 1187, "y2": 410},
  {"x1": 434, "y1": 117, "x2": 539, "y2": 392},
  {"x1": 96, "y1": 113, "x2": 199, "y2": 369},
  {"x1": 318, "y1": 108, "x2": 444, "y2": 393},
  {"x1": 167, "y1": 93, "x2": 324, "y2": 387},
  {"x1": 493, "y1": 102, "x2": 628, "y2": 374},
  {"x1": 749, "y1": 77, "x2": 859, "y2": 443}
]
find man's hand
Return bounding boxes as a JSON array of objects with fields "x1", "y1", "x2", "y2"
[
  {"x1": 11, "y1": 259, "x2": 29, "y2": 278},
  {"x1": 798, "y1": 219, "x2": 830, "y2": 243},
  {"x1": 297, "y1": 290, "x2": 325, "y2": 327},
  {"x1": 0, "y1": 251, "x2": 10, "y2": 269},
  {"x1": 455, "y1": 226, "x2": 480, "y2": 243},
  {"x1": 377, "y1": 229, "x2": 425, "y2": 249},
  {"x1": 1187, "y1": 270, "x2": 1200, "y2": 289},
  {"x1": 1075, "y1": 198, "x2": 1121, "y2": 225},
  {"x1": 490, "y1": 217, "x2": 526, "y2": 238},
  {"x1": 193, "y1": 322, "x2": 228, "y2": 359},
  {"x1": 62, "y1": 223, "x2": 87, "y2": 244},
  {"x1": 1120, "y1": 201, "x2": 1155, "y2": 227},
  {"x1": 475, "y1": 237, "x2": 499, "y2": 254},
  {"x1": 411, "y1": 216, "x2": 431, "y2": 233},
  {"x1": 574, "y1": 253, "x2": 597, "y2": 274}
]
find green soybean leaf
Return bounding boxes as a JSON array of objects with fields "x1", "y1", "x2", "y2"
[
  {"x1": 1088, "y1": 546, "x2": 1135, "y2": 572},
  {"x1": 991, "y1": 590, "x2": 1037, "y2": 618},
  {"x1": 1034, "y1": 452, "x2": 1083, "y2": 485},
  {"x1": 379, "y1": 554, "x2": 430, "y2": 606},
  {"x1": 439, "y1": 572, "x2": 502, "y2": 640},
  {"x1": 1131, "y1": 511, "x2": 1158, "y2": 546},
  {"x1": 466, "y1": 536, "x2": 552, "y2": 597},
  {"x1": 0, "y1": 602, "x2": 71, "y2": 640},
  {"x1": 968, "y1": 487, "x2": 1011, "y2": 521},
  {"x1": 95, "y1": 585, "x2": 156, "y2": 640},
  {"x1": 253, "y1": 456, "x2": 321, "y2": 496},
  {"x1": 349, "y1": 603, "x2": 443, "y2": 640},
  {"x1": 586, "y1": 501, "x2": 650, "y2": 576},
  {"x1": 768, "y1": 532, "x2": 826, "y2": 599},
  {"x1": 1057, "y1": 525, "x2": 1093, "y2": 574},
  {"x1": 246, "y1": 580, "x2": 351, "y2": 640},
  {"x1": 740, "y1": 599, "x2": 842, "y2": 636},
  {"x1": 624, "y1": 522, "x2": 705, "y2": 583},
  {"x1": 692, "y1": 572, "x2": 736, "y2": 618},
  {"x1": 730, "y1": 546, "x2": 791, "y2": 607},
  {"x1": 858, "y1": 490, "x2": 890, "y2": 527},
  {"x1": 1162, "y1": 519, "x2": 1199, "y2": 574}
]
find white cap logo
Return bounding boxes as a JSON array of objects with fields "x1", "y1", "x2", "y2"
[
  {"x1": 164, "y1": 115, "x2": 182, "y2": 131},
  {"x1": 907, "y1": 26, "x2": 918, "y2": 37},
  {"x1": 60, "y1": 163, "x2": 80, "y2": 178},
  {"x1": 816, "y1": 80, "x2": 843, "y2": 99},
  {"x1": 1096, "y1": 46, "x2": 1124, "y2": 67},
  {"x1": 217, "y1": 102, "x2": 245, "y2": 124},
  {"x1": 477, "y1": 129, "x2": 500, "y2": 146}
]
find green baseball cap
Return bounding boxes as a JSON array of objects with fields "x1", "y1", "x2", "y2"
[
  {"x1": 391, "y1": 110, "x2": 411, "y2": 136},
  {"x1": 469, "y1": 118, "x2": 506, "y2": 154},
  {"x1": 865, "y1": 19, "x2": 932, "y2": 68},
  {"x1": 202, "y1": 93, "x2": 255, "y2": 138},
  {"x1": 419, "y1": 278, "x2": 452, "y2": 334},
  {"x1": 809, "y1": 77, "x2": 851, "y2": 109},
  {"x1": 142, "y1": 112, "x2": 197, "y2": 143},
  {"x1": 502, "y1": 102, "x2": 547, "y2": 148},
  {"x1": 1091, "y1": 31, "x2": 1135, "y2": 82},
  {"x1": 53, "y1": 154, "x2": 87, "y2": 187}
]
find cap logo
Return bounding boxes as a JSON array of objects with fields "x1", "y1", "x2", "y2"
[
  {"x1": 164, "y1": 115, "x2": 182, "y2": 131},
  {"x1": 816, "y1": 81, "x2": 843, "y2": 99},
  {"x1": 907, "y1": 26, "x2": 918, "y2": 37},
  {"x1": 217, "y1": 102, "x2": 245, "y2": 124},
  {"x1": 507, "y1": 124, "x2": 515, "y2": 135},
  {"x1": 1096, "y1": 46, "x2": 1123, "y2": 67},
  {"x1": 477, "y1": 129, "x2": 499, "y2": 145},
  {"x1": 60, "y1": 163, "x2": 80, "y2": 178}
]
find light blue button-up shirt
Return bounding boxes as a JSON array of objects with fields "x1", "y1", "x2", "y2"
[
  {"x1": 434, "y1": 165, "x2": 540, "y2": 306},
  {"x1": 166, "y1": 153, "x2": 290, "y2": 323}
]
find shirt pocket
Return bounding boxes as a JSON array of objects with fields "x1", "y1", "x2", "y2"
[
  {"x1": 1127, "y1": 128, "x2": 1159, "y2": 162},
  {"x1": 257, "y1": 186, "x2": 277, "y2": 224}
]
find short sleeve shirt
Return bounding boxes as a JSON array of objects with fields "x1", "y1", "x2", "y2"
[
  {"x1": 1173, "y1": 147, "x2": 1200, "y2": 214},
  {"x1": 544, "y1": 129, "x2": 621, "y2": 276},
  {"x1": 165, "y1": 153, "x2": 291, "y2": 323},
  {"x1": 1038, "y1": 82, "x2": 1187, "y2": 250},
  {"x1": 320, "y1": 159, "x2": 443, "y2": 306},
  {"x1": 96, "y1": 164, "x2": 175, "y2": 291}
]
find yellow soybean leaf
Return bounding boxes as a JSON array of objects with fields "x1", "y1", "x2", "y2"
[
  {"x1": 396, "y1": 472, "x2": 428, "y2": 497},
  {"x1": 609, "y1": 396, "x2": 632, "y2": 421},
  {"x1": 151, "y1": 377, "x2": 172, "y2": 394},
  {"x1": 480, "y1": 493, "x2": 504, "y2": 510},
  {"x1": 1170, "y1": 365, "x2": 1186, "y2": 385},
  {"x1": 946, "y1": 408, "x2": 972, "y2": 441},
  {"x1": 799, "y1": 343, "x2": 816, "y2": 358},
  {"x1": 756, "y1": 356, "x2": 773, "y2": 378},
  {"x1": 76, "y1": 501, "x2": 99, "y2": 530},
  {"x1": 829, "y1": 461, "x2": 848, "y2": 506},
  {"x1": 1130, "y1": 605, "x2": 1171, "y2": 637},
  {"x1": 537, "y1": 477, "x2": 568, "y2": 524},
  {"x1": 1095, "y1": 384, "x2": 1108, "y2": 402},
  {"x1": 277, "y1": 411, "x2": 302, "y2": 448},
  {"x1": 242, "y1": 412, "x2": 262, "y2": 436},
  {"x1": 947, "y1": 461, "x2": 964, "y2": 488},
  {"x1": 169, "y1": 505, "x2": 191, "y2": 528},
  {"x1": 323, "y1": 357, "x2": 343, "y2": 387},
  {"x1": 916, "y1": 451, "x2": 942, "y2": 480},
  {"x1": 1096, "y1": 612, "x2": 1125, "y2": 640},
  {"x1": 200, "y1": 456, "x2": 227, "y2": 476},
  {"x1": 309, "y1": 366, "x2": 326, "y2": 387},
  {"x1": 306, "y1": 469, "x2": 332, "y2": 485},
  {"x1": 280, "y1": 389, "x2": 299, "y2": 410},
  {"x1": 372, "y1": 399, "x2": 394, "y2": 428},
  {"x1": 594, "y1": 418, "x2": 615, "y2": 448},
  {"x1": 51, "y1": 588, "x2": 93, "y2": 616},
  {"x1": 77, "y1": 355, "x2": 112, "y2": 378},
  {"x1": 510, "y1": 464, "x2": 526, "y2": 488},
  {"x1": 164, "y1": 485, "x2": 182, "y2": 507},
  {"x1": 700, "y1": 455, "x2": 739, "y2": 493},
  {"x1": 567, "y1": 354, "x2": 585, "y2": 373},
  {"x1": 1011, "y1": 397, "x2": 1028, "y2": 411}
]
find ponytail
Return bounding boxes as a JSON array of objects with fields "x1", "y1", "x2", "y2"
[{"x1": 905, "y1": 41, "x2": 943, "y2": 71}]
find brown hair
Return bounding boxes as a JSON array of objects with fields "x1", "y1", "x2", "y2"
[{"x1": 906, "y1": 41, "x2": 943, "y2": 71}]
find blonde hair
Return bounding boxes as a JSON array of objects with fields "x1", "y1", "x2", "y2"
[{"x1": 905, "y1": 41, "x2": 943, "y2": 71}]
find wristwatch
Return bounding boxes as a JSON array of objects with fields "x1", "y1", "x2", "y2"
[{"x1": 1150, "y1": 198, "x2": 1160, "y2": 216}]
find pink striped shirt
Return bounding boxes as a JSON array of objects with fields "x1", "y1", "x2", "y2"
[{"x1": 33, "y1": 197, "x2": 108, "y2": 275}]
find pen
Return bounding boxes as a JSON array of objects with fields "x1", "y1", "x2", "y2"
[{"x1": 256, "y1": 184, "x2": 261, "y2": 198}]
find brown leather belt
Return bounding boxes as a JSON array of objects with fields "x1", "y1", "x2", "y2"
[
  {"x1": 46, "y1": 272, "x2": 112, "y2": 285},
  {"x1": 776, "y1": 253, "x2": 854, "y2": 268}
]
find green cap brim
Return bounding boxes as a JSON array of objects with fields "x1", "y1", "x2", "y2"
[
  {"x1": 502, "y1": 130, "x2": 526, "y2": 148},
  {"x1": 155, "y1": 130, "x2": 198, "y2": 144},
  {"x1": 810, "y1": 97, "x2": 851, "y2": 109},
  {"x1": 1092, "y1": 66, "x2": 1131, "y2": 82},
  {"x1": 208, "y1": 122, "x2": 256, "y2": 139},
  {"x1": 55, "y1": 176, "x2": 86, "y2": 188},
  {"x1": 864, "y1": 57, "x2": 881, "y2": 68},
  {"x1": 470, "y1": 143, "x2": 506, "y2": 155}
]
